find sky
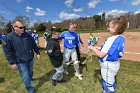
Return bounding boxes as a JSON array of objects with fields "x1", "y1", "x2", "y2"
[{"x1": 0, "y1": 0, "x2": 140, "y2": 23}]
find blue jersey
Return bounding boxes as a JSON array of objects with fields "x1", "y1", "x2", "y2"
[
  {"x1": 0, "y1": 34, "x2": 6, "y2": 40},
  {"x1": 59, "y1": 31, "x2": 80, "y2": 49},
  {"x1": 99, "y1": 35, "x2": 125, "y2": 62},
  {"x1": 32, "y1": 33, "x2": 38, "y2": 41}
]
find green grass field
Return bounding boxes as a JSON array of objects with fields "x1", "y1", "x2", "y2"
[{"x1": 0, "y1": 47, "x2": 140, "y2": 93}]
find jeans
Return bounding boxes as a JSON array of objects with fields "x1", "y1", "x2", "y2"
[
  {"x1": 18, "y1": 60, "x2": 34, "y2": 93},
  {"x1": 52, "y1": 65, "x2": 64, "y2": 81}
]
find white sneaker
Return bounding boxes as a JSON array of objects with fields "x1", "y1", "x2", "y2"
[
  {"x1": 64, "y1": 70, "x2": 69, "y2": 75},
  {"x1": 75, "y1": 73, "x2": 83, "y2": 76},
  {"x1": 101, "y1": 88, "x2": 106, "y2": 93},
  {"x1": 75, "y1": 73, "x2": 83, "y2": 80}
]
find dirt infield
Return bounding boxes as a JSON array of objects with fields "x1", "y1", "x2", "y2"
[{"x1": 39, "y1": 32, "x2": 140, "y2": 62}]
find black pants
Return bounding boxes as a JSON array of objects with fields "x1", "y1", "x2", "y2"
[{"x1": 76, "y1": 45, "x2": 80, "y2": 61}]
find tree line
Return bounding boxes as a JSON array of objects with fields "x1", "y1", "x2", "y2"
[{"x1": 0, "y1": 12, "x2": 140, "y2": 34}]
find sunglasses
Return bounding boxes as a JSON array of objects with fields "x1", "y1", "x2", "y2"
[{"x1": 15, "y1": 26, "x2": 25, "y2": 29}]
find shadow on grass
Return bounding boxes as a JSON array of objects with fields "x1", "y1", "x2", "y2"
[
  {"x1": 93, "y1": 69, "x2": 102, "y2": 85},
  {"x1": 34, "y1": 70, "x2": 55, "y2": 93},
  {"x1": 80, "y1": 56, "x2": 88, "y2": 73},
  {"x1": 0, "y1": 77, "x2": 5, "y2": 83},
  {"x1": 63, "y1": 56, "x2": 89, "y2": 81},
  {"x1": 63, "y1": 65, "x2": 75, "y2": 82}
]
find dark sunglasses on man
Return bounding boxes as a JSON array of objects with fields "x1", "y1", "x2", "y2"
[{"x1": 15, "y1": 26, "x2": 25, "y2": 29}]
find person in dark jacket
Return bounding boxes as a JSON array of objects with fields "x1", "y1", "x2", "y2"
[
  {"x1": 3, "y1": 19, "x2": 40, "y2": 93},
  {"x1": 46, "y1": 29, "x2": 64, "y2": 86},
  {"x1": 72, "y1": 24, "x2": 84, "y2": 64}
]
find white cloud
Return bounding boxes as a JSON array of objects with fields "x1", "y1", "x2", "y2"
[
  {"x1": 0, "y1": 10, "x2": 10, "y2": 16},
  {"x1": 45, "y1": 20, "x2": 49, "y2": 23},
  {"x1": 52, "y1": 20, "x2": 61, "y2": 23},
  {"x1": 35, "y1": 8, "x2": 46, "y2": 16},
  {"x1": 32, "y1": 19, "x2": 38, "y2": 23},
  {"x1": 59, "y1": 12, "x2": 80, "y2": 20},
  {"x1": 26, "y1": 6, "x2": 33, "y2": 12},
  {"x1": 16, "y1": 0, "x2": 24, "y2": 3},
  {"x1": 97, "y1": 11, "x2": 104, "y2": 15},
  {"x1": 64, "y1": 0, "x2": 73, "y2": 7},
  {"x1": 132, "y1": 0, "x2": 140, "y2": 5},
  {"x1": 107, "y1": 9, "x2": 128, "y2": 16},
  {"x1": 88, "y1": 0, "x2": 101, "y2": 8},
  {"x1": 28, "y1": 19, "x2": 39, "y2": 27},
  {"x1": 0, "y1": 10, "x2": 7, "y2": 14},
  {"x1": 109, "y1": 0, "x2": 119, "y2": 2},
  {"x1": 134, "y1": 9, "x2": 140, "y2": 14},
  {"x1": 73, "y1": 8, "x2": 83, "y2": 12},
  {"x1": 98, "y1": 9, "x2": 128, "y2": 17}
]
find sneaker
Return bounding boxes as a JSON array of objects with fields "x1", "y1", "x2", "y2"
[
  {"x1": 57, "y1": 79, "x2": 67, "y2": 83},
  {"x1": 75, "y1": 73, "x2": 83, "y2": 76},
  {"x1": 64, "y1": 69, "x2": 69, "y2": 75},
  {"x1": 101, "y1": 88, "x2": 106, "y2": 93},
  {"x1": 51, "y1": 79, "x2": 57, "y2": 86},
  {"x1": 75, "y1": 73, "x2": 83, "y2": 80},
  {"x1": 31, "y1": 79, "x2": 35, "y2": 84}
]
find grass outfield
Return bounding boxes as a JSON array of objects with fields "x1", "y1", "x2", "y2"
[{"x1": 0, "y1": 48, "x2": 140, "y2": 93}]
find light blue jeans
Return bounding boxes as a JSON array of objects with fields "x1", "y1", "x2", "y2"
[
  {"x1": 52, "y1": 65, "x2": 64, "y2": 81},
  {"x1": 18, "y1": 60, "x2": 34, "y2": 93}
]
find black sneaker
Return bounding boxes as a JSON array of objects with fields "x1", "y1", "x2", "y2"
[
  {"x1": 57, "y1": 80, "x2": 67, "y2": 83},
  {"x1": 51, "y1": 79, "x2": 57, "y2": 86},
  {"x1": 31, "y1": 79, "x2": 35, "y2": 84}
]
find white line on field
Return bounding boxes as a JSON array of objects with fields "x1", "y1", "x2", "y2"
[{"x1": 124, "y1": 52, "x2": 140, "y2": 55}]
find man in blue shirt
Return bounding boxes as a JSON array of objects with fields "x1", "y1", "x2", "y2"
[{"x1": 59, "y1": 23, "x2": 83, "y2": 80}]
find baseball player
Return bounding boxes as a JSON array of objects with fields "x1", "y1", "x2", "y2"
[
  {"x1": 59, "y1": 23, "x2": 83, "y2": 80},
  {"x1": 89, "y1": 16, "x2": 126, "y2": 93},
  {"x1": 0, "y1": 32, "x2": 6, "y2": 46},
  {"x1": 73, "y1": 24, "x2": 84, "y2": 65},
  {"x1": 46, "y1": 29, "x2": 64, "y2": 86},
  {"x1": 32, "y1": 30, "x2": 39, "y2": 47}
]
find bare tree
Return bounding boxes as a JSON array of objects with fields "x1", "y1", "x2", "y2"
[
  {"x1": 0, "y1": 15, "x2": 7, "y2": 32},
  {"x1": 136, "y1": 13, "x2": 140, "y2": 28}
]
